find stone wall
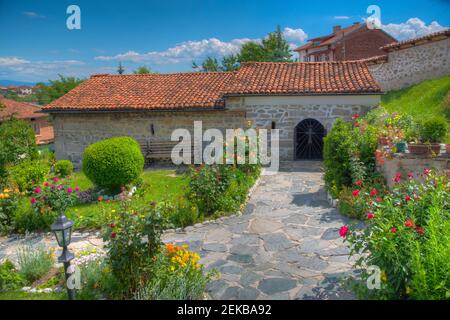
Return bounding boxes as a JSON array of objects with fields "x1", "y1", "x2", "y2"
[
  {"x1": 379, "y1": 152, "x2": 450, "y2": 189},
  {"x1": 225, "y1": 95, "x2": 380, "y2": 160},
  {"x1": 52, "y1": 110, "x2": 245, "y2": 168},
  {"x1": 368, "y1": 37, "x2": 450, "y2": 91}
]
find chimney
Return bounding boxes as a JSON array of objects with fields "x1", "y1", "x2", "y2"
[{"x1": 333, "y1": 25, "x2": 341, "y2": 33}]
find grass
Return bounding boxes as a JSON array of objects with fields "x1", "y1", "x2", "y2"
[
  {"x1": 0, "y1": 291, "x2": 65, "y2": 300},
  {"x1": 381, "y1": 75, "x2": 450, "y2": 120},
  {"x1": 66, "y1": 169, "x2": 190, "y2": 230}
]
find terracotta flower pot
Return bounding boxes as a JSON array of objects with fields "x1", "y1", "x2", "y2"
[
  {"x1": 408, "y1": 143, "x2": 441, "y2": 156},
  {"x1": 446, "y1": 144, "x2": 450, "y2": 154}
]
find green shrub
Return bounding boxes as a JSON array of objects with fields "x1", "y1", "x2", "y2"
[
  {"x1": 0, "y1": 118, "x2": 38, "y2": 178},
  {"x1": 82, "y1": 137, "x2": 144, "y2": 191},
  {"x1": 7, "y1": 160, "x2": 49, "y2": 192},
  {"x1": 168, "y1": 202, "x2": 199, "y2": 228},
  {"x1": 17, "y1": 245, "x2": 54, "y2": 283},
  {"x1": 54, "y1": 160, "x2": 73, "y2": 177},
  {"x1": 76, "y1": 258, "x2": 120, "y2": 300},
  {"x1": 13, "y1": 198, "x2": 56, "y2": 233},
  {"x1": 419, "y1": 117, "x2": 448, "y2": 143},
  {"x1": 0, "y1": 259, "x2": 27, "y2": 291},
  {"x1": 103, "y1": 202, "x2": 168, "y2": 298},
  {"x1": 0, "y1": 185, "x2": 21, "y2": 234},
  {"x1": 343, "y1": 170, "x2": 450, "y2": 299}
]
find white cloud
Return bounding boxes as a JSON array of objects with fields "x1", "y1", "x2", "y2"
[
  {"x1": 382, "y1": 18, "x2": 447, "y2": 41},
  {"x1": 22, "y1": 11, "x2": 46, "y2": 19},
  {"x1": 282, "y1": 27, "x2": 308, "y2": 43},
  {"x1": 96, "y1": 26, "x2": 308, "y2": 65},
  {"x1": 0, "y1": 57, "x2": 30, "y2": 66},
  {"x1": 334, "y1": 16, "x2": 350, "y2": 20}
]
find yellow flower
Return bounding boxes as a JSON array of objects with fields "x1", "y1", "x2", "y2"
[
  {"x1": 111, "y1": 210, "x2": 116, "y2": 213},
  {"x1": 406, "y1": 287, "x2": 412, "y2": 295},
  {"x1": 380, "y1": 271, "x2": 387, "y2": 282},
  {"x1": 3, "y1": 188, "x2": 10, "y2": 193},
  {"x1": 170, "y1": 266, "x2": 175, "y2": 272}
]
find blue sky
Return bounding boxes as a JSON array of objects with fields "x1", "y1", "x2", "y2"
[{"x1": 0, "y1": 0, "x2": 449, "y2": 82}]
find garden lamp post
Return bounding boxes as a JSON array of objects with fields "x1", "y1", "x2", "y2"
[{"x1": 51, "y1": 213, "x2": 76, "y2": 300}]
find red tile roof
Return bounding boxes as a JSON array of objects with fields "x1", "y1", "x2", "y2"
[
  {"x1": 226, "y1": 61, "x2": 381, "y2": 95},
  {"x1": 43, "y1": 61, "x2": 381, "y2": 112},
  {"x1": 0, "y1": 96, "x2": 46, "y2": 120},
  {"x1": 381, "y1": 29, "x2": 450, "y2": 52}
]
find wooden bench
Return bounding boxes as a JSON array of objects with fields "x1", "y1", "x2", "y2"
[{"x1": 139, "y1": 139, "x2": 198, "y2": 163}]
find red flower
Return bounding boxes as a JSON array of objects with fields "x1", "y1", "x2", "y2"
[
  {"x1": 408, "y1": 172, "x2": 414, "y2": 179},
  {"x1": 355, "y1": 180, "x2": 362, "y2": 186},
  {"x1": 375, "y1": 197, "x2": 382, "y2": 203},
  {"x1": 109, "y1": 223, "x2": 116, "y2": 228},
  {"x1": 98, "y1": 196, "x2": 103, "y2": 201},
  {"x1": 30, "y1": 197, "x2": 37, "y2": 204},
  {"x1": 404, "y1": 219, "x2": 415, "y2": 228},
  {"x1": 370, "y1": 189, "x2": 377, "y2": 196},
  {"x1": 339, "y1": 226, "x2": 349, "y2": 238},
  {"x1": 405, "y1": 195, "x2": 411, "y2": 201},
  {"x1": 44, "y1": 182, "x2": 49, "y2": 187},
  {"x1": 393, "y1": 172, "x2": 401, "y2": 183},
  {"x1": 352, "y1": 113, "x2": 360, "y2": 120},
  {"x1": 390, "y1": 227, "x2": 397, "y2": 233},
  {"x1": 111, "y1": 232, "x2": 117, "y2": 239},
  {"x1": 352, "y1": 190, "x2": 360, "y2": 197},
  {"x1": 415, "y1": 226, "x2": 425, "y2": 235},
  {"x1": 34, "y1": 187, "x2": 41, "y2": 193},
  {"x1": 367, "y1": 213, "x2": 375, "y2": 219}
]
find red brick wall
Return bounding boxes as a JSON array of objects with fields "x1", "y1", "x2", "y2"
[{"x1": 333, "y1": 28, "x2": 395, "y2": 61}]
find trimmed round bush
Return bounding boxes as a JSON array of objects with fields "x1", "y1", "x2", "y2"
[
  {"x1": 420, "y1": 117, "x2": 448, "y2": 143},
  {"x1": 82, "y1": 137, "x2": 144, "y2": 191},
  {"x1": 54, "y1": 160, "x2": 73, "y2": 177}
]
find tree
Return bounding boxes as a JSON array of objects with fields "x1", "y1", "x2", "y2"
[
  {"x1": 35, "y1": 75, "x2": 84, "y2": 105},
  {"x1": 221, "y1": 55, "x2": 240, "y2": 71},
  {"x1": 133, "y1": 66, "x2": 152, "y2": 74},
  {"x1": 262, "y1": 25, "x2": 293, "y2": 62},
  {"x1": 238, "y1": 41, "x2": 266, "y2": 63},
  {"x1": 117, "y1": 62, "x2": 125, "y2": 74},
  {"x1": 192, "y1": 57, "x2": 221, "y2": 72}
]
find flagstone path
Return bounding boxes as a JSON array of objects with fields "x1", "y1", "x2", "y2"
[
  {"x1": 0, "y1": 162, "x2": 359, "y2": 300},
  {"x1": 163, "y1": 161, "x2": 359, "y2": 300}
]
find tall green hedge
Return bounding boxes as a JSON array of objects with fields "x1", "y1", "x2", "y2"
[{"x1": 82, "y1": 137, "x2": 144, "y2": 191}]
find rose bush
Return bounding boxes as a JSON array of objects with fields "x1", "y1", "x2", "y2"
[{"x1": 341, "y1": 169, "x2": 450, "y2": 300}]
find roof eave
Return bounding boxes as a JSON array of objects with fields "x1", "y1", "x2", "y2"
[{"x1": 42, "y1": 105, "x2": 226, "y2": 114}]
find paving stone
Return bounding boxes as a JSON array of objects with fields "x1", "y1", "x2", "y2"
[
  {"x1": 240, "y1": 272, "x2": 262, "y2": 286},
  {"x1": 202, "y1": 243, "x2": 227, "y2": 252},
  {"x1": 228, "y1": 253, "x2": 254, "y2": 264},
  {"x1": 249, "y1": 219, "x2": 283, "y2": 234},
  {"x1": 257, "y1": 278, "x2": 297, "y2": 295},
  {"x1": 237, "y1": 287, "x2": 260, "y2": 300},
  {"x1": 321, "y1": 228, "x2": 341, "y2": 240},
  {"x1": 219, "y1": 265, "x2": 244, "y2": 274},
  {"x1": 220, "y1": 286, "x2": 240, "y2": 299},
  {"x1": 261, "y1": 233, "x2": 294, "y2": 251}
]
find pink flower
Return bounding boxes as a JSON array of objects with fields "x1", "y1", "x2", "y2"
[
  {"x1": 30, "y1": 197, "x2": 36, "y2": 204},
  {"x1": 53, "y1": 177, "x2": 59, "y2": 182},
  {"x1": 75, "y1": 186, "x2": 80, "y2": 192},
  {"x1": 367, "y1": 213, "x2": 375, "y2": 219},
  {"x1": 339, "y1": 226, "x2": 349, "y2": 238},
  {"x1": 405, "y1": 195, "x2": 411, "y2": 201},
  {"x1": 393, "y1": 172, "x2": 401, "y2": 183},
  {"x1": 352, "y1": 190, "x2": 360, "y2": 197},
  {"x1": 423, "y1": 168, "x2": 430, "y2": 176},
  {"x1": 375, "y1": 197, "x2": 382, "y2": 203},
  {"x1": 50, "y1": 185, "x2": 56, "y2": 189},
  {"x1": 408, "y1": 172, "x2": 414, "y2": 179},
  {"x1": 34, "y1": 187, "x2": 41, "y2": 194},
  {"x1": 44, "y1": 182, "x2": 49, "y2": 187},
  {"x1": 67, "y1": 187, "x2": 73, "y2": 193}
]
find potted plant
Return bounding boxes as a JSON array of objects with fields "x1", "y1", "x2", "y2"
[{"x1": 408, "y1": 117, "x2": 448, "y2": 156}]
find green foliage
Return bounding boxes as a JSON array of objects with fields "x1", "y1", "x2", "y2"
[
  {"x1": 77, "y1": 259, "x2": 120, "y2": 300},
  {"x1": 54, "y1": 160, "x2": 73, "y2": 177},
  {"x1": 133, "y1": 66, "x2": 152, "y2": 74},
  {"x1": 31, "y1": 179, "x2": 78, "y2": 214},
  {"x1": 7, "y1": 160, "x2": 49, "y2": 192},
  {"x1": 419, "y1": 117, "x2": 448, "y2": 143},
  {"x1": 117, "y1": 62, "x2": 125, "y2": 75},
  {"x1": 103, "y1": 201, "x2": 168, "y2": 297},
  {"x1": 261, "y1": 25, "x2": 293, "y2": 62},
  {"x1": 381, "y1": 75, "x2": 450, "y2": 121},
  {"x1": 13, "y1": 197, "x2": 56, "y2": 233},
  {"x1": 323, "y1": 118, "x2": 378, "y2": 198},
  {"x1": 0, "y1": 186, "x2": 20, "y2": 234},
  {"x1": 17, "y1": 245, "x2": 54, "y2": 283},
  {"x1": 35, "y1": 75, "x2": 84, "y2": 105},
  {"x1": 82, "y1": 137, "x2": 144, "y2": 192},
  {"x1": 238, "y1": 41, "x2": 267, "y2": 62},
  {"x1": 344, "y1": 171, "x2": 450, "y2": 299},
  {"x1": 221, "y1": 55, "x2": 240, "y2": 71},
  {"x1": 0, "y1": 260, "x2": 26, "y2": 291},
  {"x1": 0, "y1": 118, "x2": 38, "y2": 177}
]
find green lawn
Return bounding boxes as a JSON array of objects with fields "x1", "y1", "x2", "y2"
[
  {"x1": 381, "y1": 75, "x2": 450, "y2": 120},
  {"x1": 65, "y1": 169, "x2": 189, "y2": 230},
  {"x1": 0, "y1": 291, "x2": 66, "y2": 300}
]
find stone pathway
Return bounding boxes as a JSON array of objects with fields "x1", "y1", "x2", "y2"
[
  {"x1": 0, "y1": 161, "x2": 358, "y2": 300},
  {"x1": 163, "y1": 161, "x2": 358, "y2": 300}
]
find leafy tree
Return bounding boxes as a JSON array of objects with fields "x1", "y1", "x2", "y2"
[
  {"x1": 238, "y1": 41, "x2": 267, "y2": 63},
  {"x1": 192, "y1": 57, "x2": 220, "y2": 72},
  {"x1": 221, "y1": 55, "x2": 240, "y2": 71},
  {"x1": 133, "y1": 66, "x2": 152, "y2": 74},
  {"x1": 117, "y1": 62, "x2": 125, "y2": 74},
  {"x1": 262, "y1": 25, "x2": 292, "y2": 62},
  {"x1": 35, "y1": 75, "x2": 84, "y2": 105}
]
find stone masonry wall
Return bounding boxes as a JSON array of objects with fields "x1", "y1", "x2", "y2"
[
  {"x1": 53, "y1": 110, "x2": 245, "y2": 168},
  {"x1": 225, "y1": 95, "x2": 380, "y2": 160},
  {"x1": 368, "y1": 37, "x2": 450, "y2": 91}
]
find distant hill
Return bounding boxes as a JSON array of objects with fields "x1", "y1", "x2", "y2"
[
  {"x1": 381, "y1": 75, "x2": 450, "y2": 120},
  {"x1": 0, "y1": 79, "x2": 37, "y2": 86}
]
